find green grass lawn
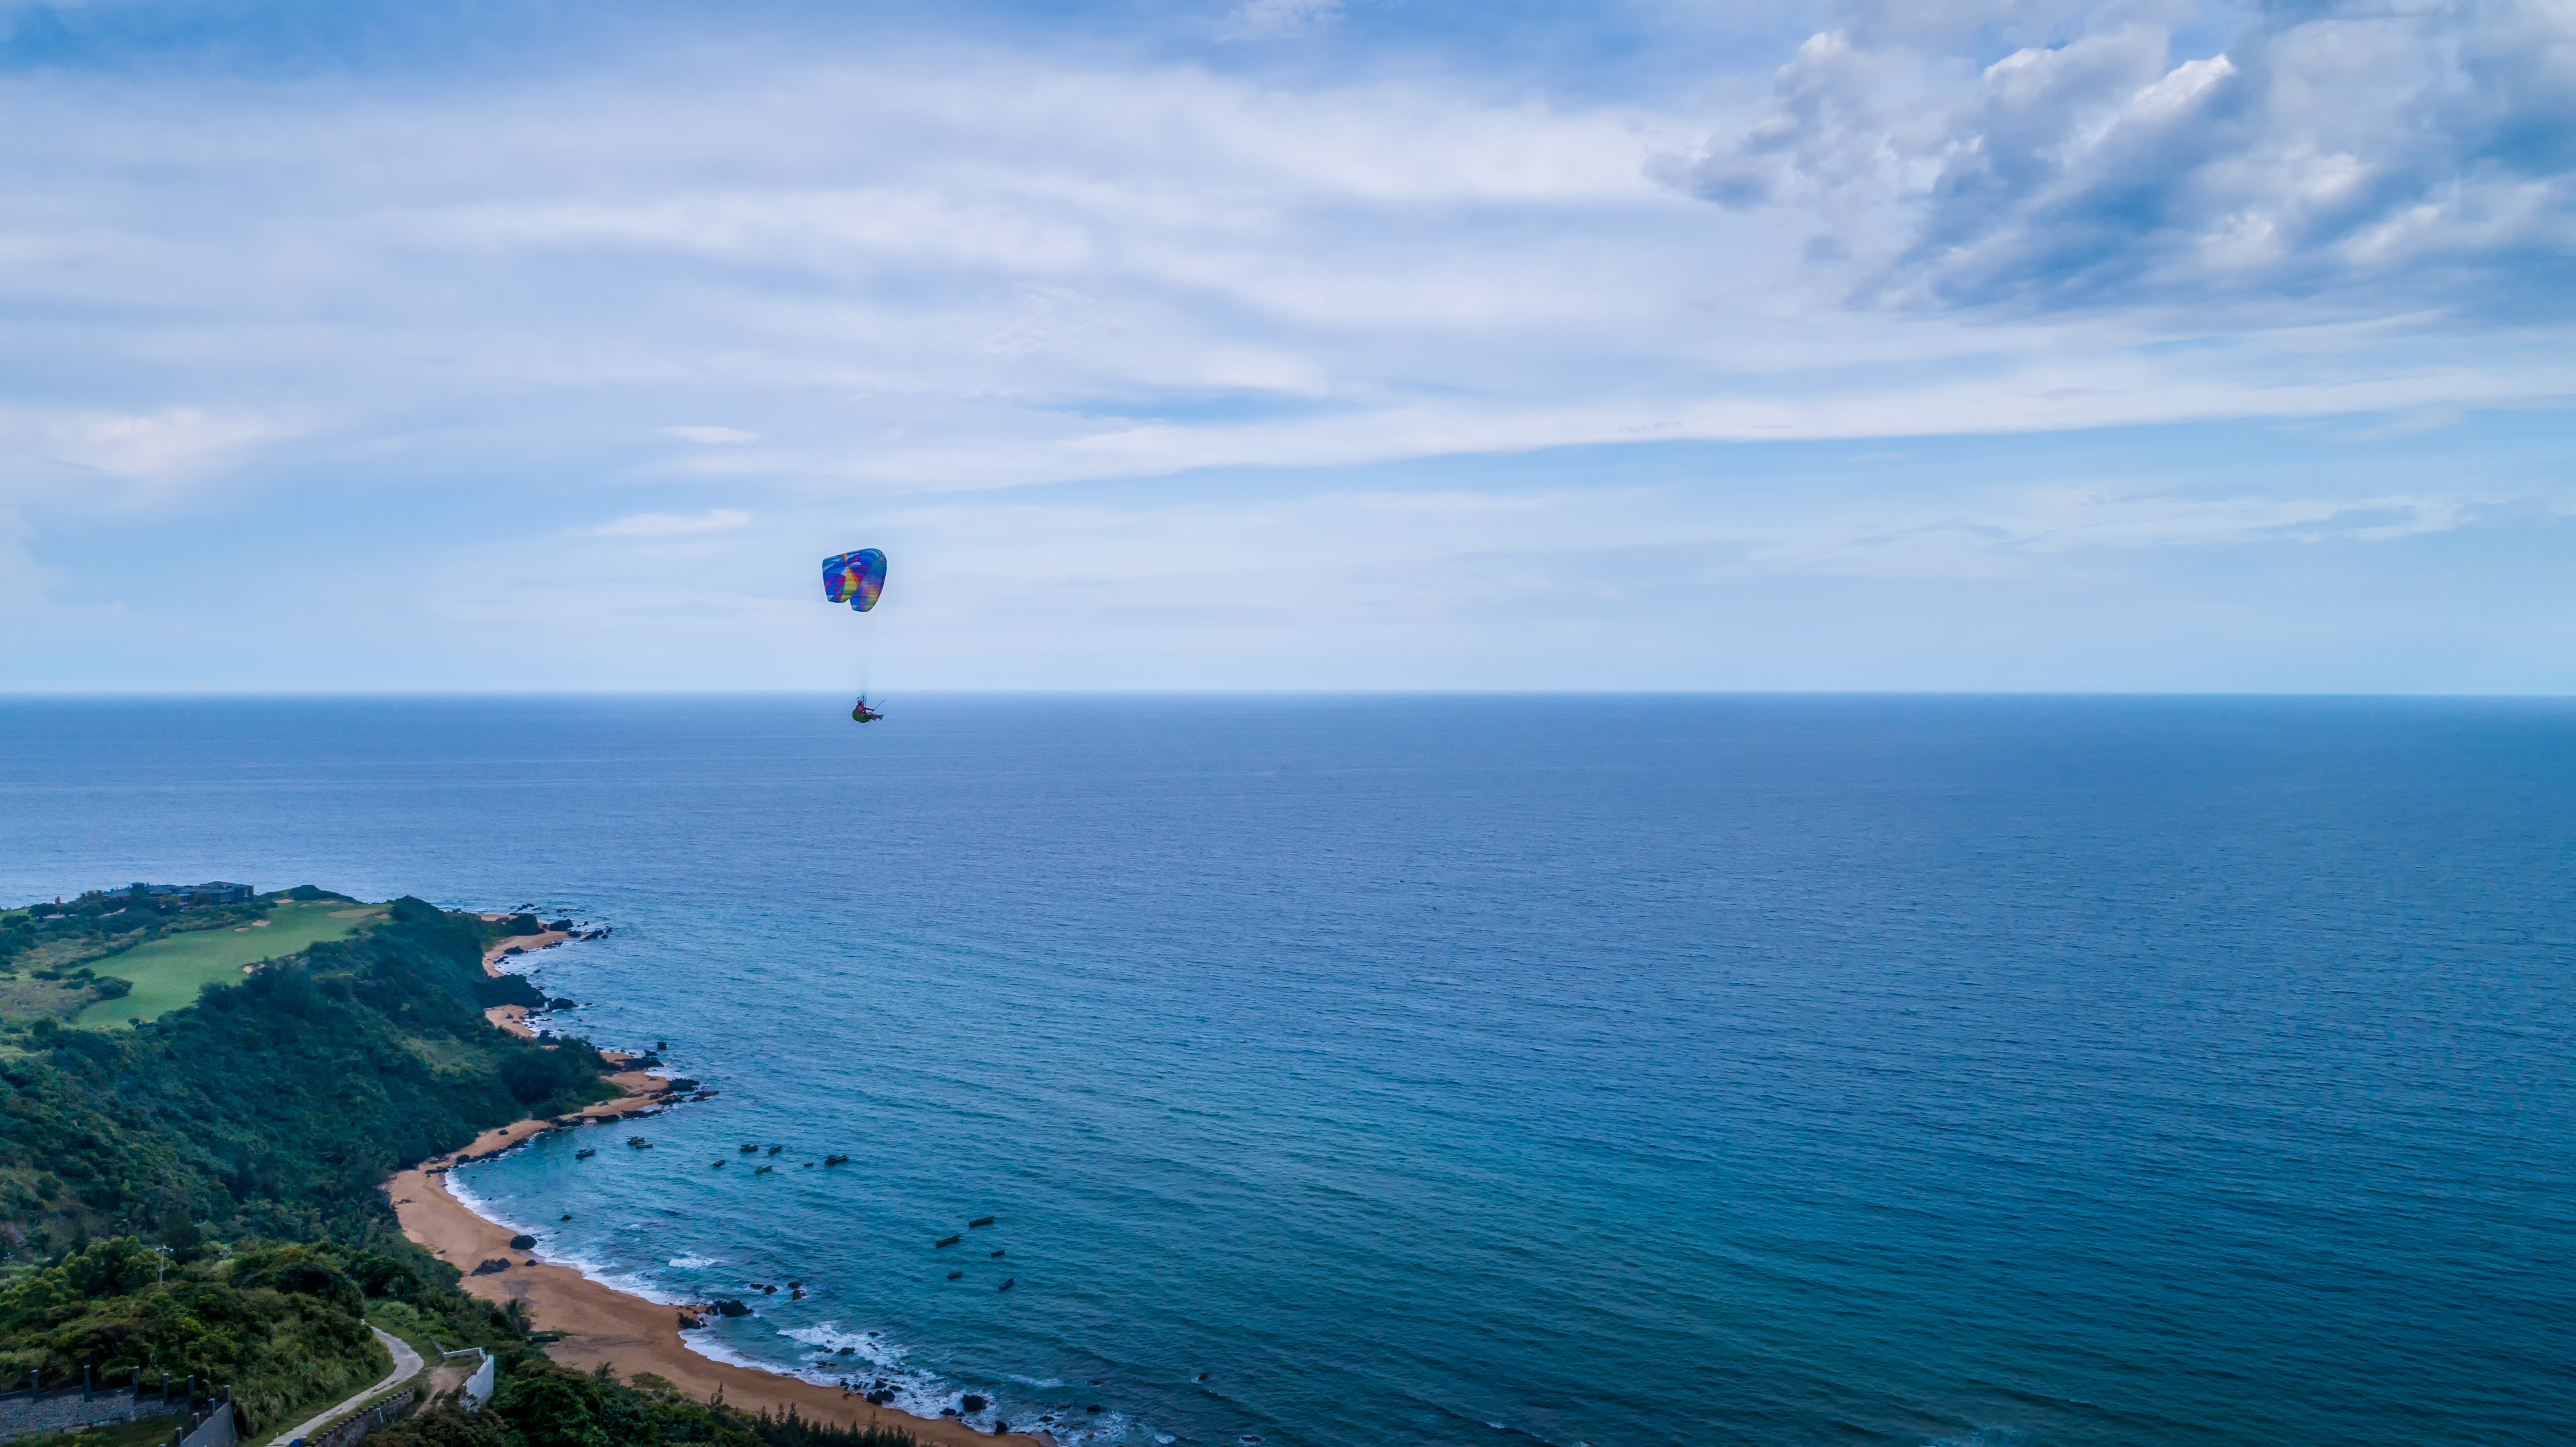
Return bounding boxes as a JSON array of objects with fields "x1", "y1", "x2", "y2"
[{"x1": 74, "y1": 901, "x2": 386, "y2": 1028}]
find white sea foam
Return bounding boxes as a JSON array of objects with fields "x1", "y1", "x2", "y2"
[
  {"x1": 678, "y1": 1327, "x2": 949, "y2": 1417},
  {"x1": 445, "y1": 1166, "x2": 696, "y2": 1305},
  {"x1": 571, "y1": 1264, "x2": 695, "y2": 1307},
  {"x1": 440, "y1": 1174, "x2": 532, "y2": 1239},
  {"x1": 668, "y1": 1256, "x2": 716, "y2": 1268}
]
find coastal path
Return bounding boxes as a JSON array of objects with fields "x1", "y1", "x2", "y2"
[{"x1": 265, "y1": 1327, "x2": 422, "y2": 1447}]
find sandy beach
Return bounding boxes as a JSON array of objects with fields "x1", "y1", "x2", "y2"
[
  {"x1": 483, "y1": 927, "x2": 572, "y2": 974},
  {"x1": 387, "y1": 1073, "x2": 1050, "y2": 1447},
  {"x1": 480, "y1": 925, "x2": 570, "y2": 1038}
]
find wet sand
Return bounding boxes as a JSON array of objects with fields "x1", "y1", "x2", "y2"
[
  {"x1": 386, "y1": 1077, "x2": 1051, "y2": 1447},
  {"x1": 484, "y1": 929, "x2": 572, "y2": 974},
  {"x1": 482, "y1": 926, "x2": 570, "y2": 1038}
]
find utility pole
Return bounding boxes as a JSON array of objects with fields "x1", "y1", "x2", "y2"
[{"x1": 153, "y1": 1245, "x2": 173, "y2": 1283}]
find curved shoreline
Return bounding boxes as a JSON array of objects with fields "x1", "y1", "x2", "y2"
[
  {"x1": 425, "y1": 919, "x2": 1055, "y2": 1443},
  {"x1": 385, "y1": 1074, "x2": 1054, "y2": 1447}
]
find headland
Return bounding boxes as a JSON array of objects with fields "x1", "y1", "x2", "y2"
[{"x1": 0, "y1": 882, "x2": 1054, "y2": 1447}]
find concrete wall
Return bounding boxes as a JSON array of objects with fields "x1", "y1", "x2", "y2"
[
  {"x1": 177, "y1": 1401, "x2": 239, "y2": 1447},
  {"x1": 0, "y1": 1387, "x2": 183, "y2": 1444}
]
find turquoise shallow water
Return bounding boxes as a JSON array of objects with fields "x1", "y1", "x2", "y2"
[{"x1": 2, "y1": 696, "x2": 2572, "y2": 1447}]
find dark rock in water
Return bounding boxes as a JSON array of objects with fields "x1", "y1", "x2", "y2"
[
  {"x1": 989, "y1": 1250, "x2": 1005, "y2": 1258},
  {"x1": 692, "y1": 1090, "x2": 720, "y2": 1100},
  {"x1": 934, "y1": 1234, "x2": 961, "y2": 1248},
  {"x1": 761, "y1": 1284, "x2": 777, "y2": 1294},
  {"x1": 741, "y1": 1143, "x2": 760, "y2": 1153},
  {"x1": 960, "y1": 1396, "x2": 989, "y2": 1414},
  {"x1": 1087, "y1": 1405, "x2": 1102, "y2": 1413},
  {"x1": 471, "y1": 1259, "x2": 511, "y2": 1275},
  {"x1": 548, "y1": 919, "x2": 575, "y2": 931},
  {"x1": 665, "y1": 1077, "x2": 701, "y2": 1092},
  {"x1": 561, "y1": 1214, "x2": 572, "y2": 1221},
  {"x1": 712, "y1": 1298, "x2": 752, "y2": 1318},
  {"x1": 946, "y1": 1270, "x2": 963, "y2": 1280},
  {"x1": 968, "y1": 1216, "x2": 996, "y2": 1227},
  {"x1": 991, "y1": 1422, "x2": 1009, "y2": 1435},
  {"x1": 676, "y1": 1311, "x2": 704, "y2": 1330},
  {"x1": 836, "y1": 1347, "x2": 855, "y2": 1356},
  {"x1": 867, "y1": 1389, "x2": 896, "y2": 1406},
  {"x1": 508, "y1": 1234, "x2": 537, "y2": 1250},
  {"x1": 548, "y1": 997, "x2": 577, "y2": 1010},
  {"x1": 997, "y1": 1277, "x2": 1015, "y2": 1291}
]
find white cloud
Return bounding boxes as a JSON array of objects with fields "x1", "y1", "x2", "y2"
[
  {"x1": 661, "y1": 426, "x2": 762, "y2": 445},
  {"x1": 1666, "y1": 0, "x2": 2576, "y2": 316},
  {"x1": 0, "y1": 406, "x2": 297, "y2": 511},
  {"x1": 587, "y1": 509, "x2": 753, "y2": 537}
]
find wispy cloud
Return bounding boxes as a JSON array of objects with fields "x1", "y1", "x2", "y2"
[
  {"x1": 0, "y1": 407, "x2": 298, "y2": 510},
  {"x1": 661, "y1": 426, "x2": 761, "y2": 446},
  {"x1": 1227, "y1": 0, "x2": 1345, "y2": 41},
  {"x1": 587, "y1": 509, "x2": 753, "y2": 537}
]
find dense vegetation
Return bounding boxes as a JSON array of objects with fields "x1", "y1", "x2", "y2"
[
  {"x1": 380, "y1": 1361, "x2": 926, "y2": 1447},
  {"x1": 0, "y1": 1237, "x2": 396, "y2": 1429},
  {"x1": 0, "y1": 896, "x2": 585, "y2": 1425},
  {"x1": 0, "y1": 897, "x2": 583, "y2": 1251}
]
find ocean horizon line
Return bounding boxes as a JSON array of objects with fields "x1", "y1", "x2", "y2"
[{"x1": 3, "y1": 687, "x2": 2575, "y2": 701}]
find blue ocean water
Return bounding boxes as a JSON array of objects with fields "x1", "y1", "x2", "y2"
[{"x1": 1, "y1": 696, "x2": 2571, "y2": 1447}]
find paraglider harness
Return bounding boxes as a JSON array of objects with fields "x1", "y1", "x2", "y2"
[{"x1": 851, "y1": 698, "x2": 884, "y2": 724}]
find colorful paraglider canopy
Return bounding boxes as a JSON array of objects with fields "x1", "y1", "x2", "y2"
[{"x1": 822, "y1": 549, "x2": 887, "y2": 611}]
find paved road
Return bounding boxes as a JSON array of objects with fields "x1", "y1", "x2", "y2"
[{"x1": 266, "y1": 1327, "x2": 422, "y2": 1447}]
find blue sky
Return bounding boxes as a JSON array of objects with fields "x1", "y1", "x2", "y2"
[{"x1": 3, "y1": 0, "x2": 2570, "y2": 691}]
